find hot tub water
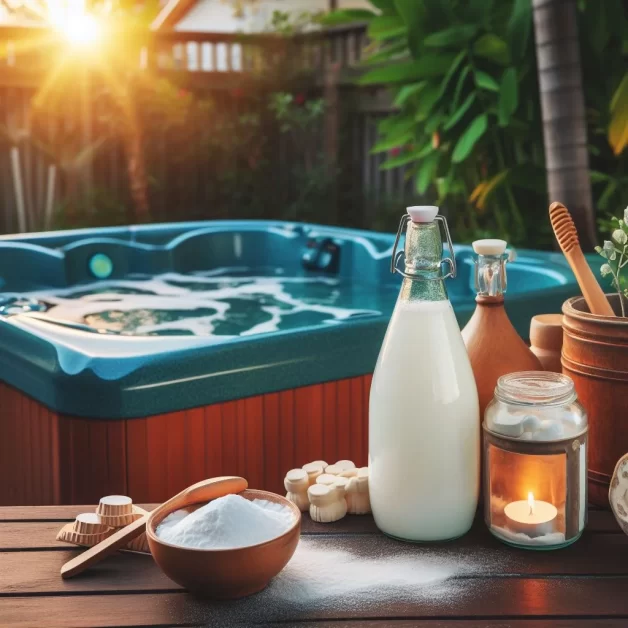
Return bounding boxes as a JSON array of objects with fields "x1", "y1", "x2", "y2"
[{"x1": 15, "y1": 268, "x2": 383, "y2": 338}]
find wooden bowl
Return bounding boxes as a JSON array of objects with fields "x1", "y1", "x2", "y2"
[{"x1": 146, "y1": 489, "x2": 301, "y2": 599}]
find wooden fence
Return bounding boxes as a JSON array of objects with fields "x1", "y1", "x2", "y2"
[{"x1": 0, "y1": 24, "x2": 414, "y2": 235}]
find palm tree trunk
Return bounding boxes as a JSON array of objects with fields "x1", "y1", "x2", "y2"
[{"x1": 532, "y1": 0, "x2": 596, "y2": 249}]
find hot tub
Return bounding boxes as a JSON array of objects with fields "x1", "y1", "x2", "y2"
[{"x1": 0, "y1": 220, "x2": 596, "y2": 505}]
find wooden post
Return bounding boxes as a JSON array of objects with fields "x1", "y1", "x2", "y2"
[
  {"x1": 532, "y1": 0, "x2": 596, "y2": 250},
  {"x1": 324, "y1": 61, "x2": 340, "y2": 223}
]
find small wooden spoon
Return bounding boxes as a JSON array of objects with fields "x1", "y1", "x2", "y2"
[{"x1": 60, "y1": 476, "x2": 247, "y2": 579}]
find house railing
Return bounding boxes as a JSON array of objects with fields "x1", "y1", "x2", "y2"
[{"x1": 0, "y1": 23, "x2": 369, "y2": 83}]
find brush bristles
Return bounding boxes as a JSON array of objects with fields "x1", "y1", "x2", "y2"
[{"x1": 549, "y1": 202, "x2": 579, "y2": 253}]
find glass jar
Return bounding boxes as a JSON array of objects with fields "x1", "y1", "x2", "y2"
[{"x1": 483, "y1": 371, "x2": 587, "y2": 549}]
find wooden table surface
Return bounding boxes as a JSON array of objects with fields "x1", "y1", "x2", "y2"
[{"x1": 1, "y1": 504, "x2": 627, "y2": 627}]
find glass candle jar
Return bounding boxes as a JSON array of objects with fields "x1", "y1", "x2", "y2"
[{"x1": 483, "y1": 371, "x2": 587, "y2": 549}]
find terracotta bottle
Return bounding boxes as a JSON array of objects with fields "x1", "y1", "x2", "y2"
[{"x1": 461, "y1": 239, "x2": 542, "y2": 418}]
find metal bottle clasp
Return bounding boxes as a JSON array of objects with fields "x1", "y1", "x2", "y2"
[{"x1": 390, "y1": 214, "x2": 457, "y2": 281}]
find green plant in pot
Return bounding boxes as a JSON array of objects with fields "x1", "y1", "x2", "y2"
[
  {"x1": 595, "y1": 207, "x2": 628, "y2": 316},
  {"x1": 562, "y1": 204, "x2": 628, "y2": 509}
]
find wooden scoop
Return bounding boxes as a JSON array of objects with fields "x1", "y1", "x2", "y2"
[
  {"x1": 60, "y1": 476, "x2": 247, "y2": 579},
  {"x1": 549, "y1": 202, "x2": 614, "y2": 317}
]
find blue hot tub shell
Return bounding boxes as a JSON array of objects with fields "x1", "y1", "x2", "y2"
[{"x1": 0, "y1": 220, "x2": 601, "y2": 420}]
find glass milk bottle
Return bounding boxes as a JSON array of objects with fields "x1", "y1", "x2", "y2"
[{"x1": 369, "y1": 206, "x2": 480, "y2": 541}]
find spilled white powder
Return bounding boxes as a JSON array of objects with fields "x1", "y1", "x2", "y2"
[
  {"x1": 156, "y1": 494, "x2": 294, "y2": 549},
  {"x1": 270, "y1": 539, "x2": 457, "y2": 603}
]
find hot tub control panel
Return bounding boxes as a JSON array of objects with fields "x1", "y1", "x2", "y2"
[{"x1": 302, "y1": 237, "x2": 341, "y2": 274}]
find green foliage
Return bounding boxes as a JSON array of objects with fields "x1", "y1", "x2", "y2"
[
  {"x1": 330, "y1": 0, "x2": 628, "y2": 247},
  {"x1": 269, "y1": 92, "x2": 325, "y2": 133},
  {"x1": 595, "y1": 207, "x2": 628, "y2": 315},
  {"x1": 579, "y1": 0, "x2": 628, "y2": 219},
  {"x1": 331, "y1": 0, "x2": 543, "y2": 245},
  {"x1": 52, "y1": 188, "x2": 128, "y2": 230}
]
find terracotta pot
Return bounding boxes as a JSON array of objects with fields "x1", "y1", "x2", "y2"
[{"x1": 562, "y1": 294, "x2": 628, "y2": 507}]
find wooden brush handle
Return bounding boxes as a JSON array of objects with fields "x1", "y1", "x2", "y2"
[
  {"x1": 61, "y1": 515, "x2": 148, "y2": 579},
  {"x1": 60, "y1": 476, "x2": 247, "y2": 579},
  {"x1": 565, "y1": 248, "x2": 614, "y2": 316}
]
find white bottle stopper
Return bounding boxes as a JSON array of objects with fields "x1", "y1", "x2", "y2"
[
  {"x1": 332, "y1": 476, "x2": 350, "y2": 499},
  {"x1": 335, "y1": 460, "x2": 356, "y2": 470},
  {"x1": 407, "y1": 206, "x2": 439, "y2": 223},
  {"x1": 338, "y1": 468, "x2": 358, "y2": 478},
  {"x1": 346, "y1": 467, "x2": 371, "y2": 515},
  {"x1": 308, "y1": 484, "x2": 347, "y2": 523},
  {"x1": 316, "y1": 473, "x2": 339, "y2": 487},
  {"x1": 325, "y1": 460, "x2": 355, "y2": 475},
  {"x1": 302, "y1": 462, "x2": 325, "y2": 485},
  {"x1": 284, "y1": 468, "x2": 310, "y2": 512},
  {"x1": 472, "y1": 239, "x2": 507, "y2": 256}
]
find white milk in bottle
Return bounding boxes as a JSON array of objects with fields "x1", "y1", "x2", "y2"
[{"x1": 369, "y1": 206, "x2": 480, "y2": 541}]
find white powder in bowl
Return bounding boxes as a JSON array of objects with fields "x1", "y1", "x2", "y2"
[{"x1": 155, "y1": 494, "x2": 295, "y2": 550}]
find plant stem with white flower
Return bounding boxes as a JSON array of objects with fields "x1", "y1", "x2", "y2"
[{"x1": 596, "y1": 211, "x2": 628, "y2": 317}]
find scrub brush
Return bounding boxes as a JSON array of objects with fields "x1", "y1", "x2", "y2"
[{"x1": 549, "y1": 201, "x2": 614, "y2": 316}]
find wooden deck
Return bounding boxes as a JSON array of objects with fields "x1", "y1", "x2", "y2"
[{"x1": 1, "y1": 504, "x2": 627, "y2": 626}]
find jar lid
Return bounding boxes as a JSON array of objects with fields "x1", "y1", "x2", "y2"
[
  {"x1": 530, "y1": 314, "x2": 563, "y2": 352},
  {"x1": 495, "y1": 371, "x2": 575, "y2": 406},
  {"x1": 485, "y1": 371, "x2": 587, "y2": 442}
]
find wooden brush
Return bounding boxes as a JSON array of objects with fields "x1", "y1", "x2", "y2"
[{"x1": 549, "y1": 202, "x2": 614, "y2": 316}]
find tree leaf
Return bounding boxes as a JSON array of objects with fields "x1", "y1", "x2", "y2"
[
  {"x1": 425, "y1": 110, "x2": 444, "y2": 134},
  {"x1": 474, "y1": 70, "x2": 499, "y2": 92},
  {"x1": 424, "y1": 25, "x2": 478, "y2": 48},
  {"x1": 360, "y1": 53, "x2": 455, "y2": 84},
  {"x1": 370, "y1": 130, "x2": 414, "y2": 154},
  {"x1": 370, "y1": 0, "x2": 396, "y2": 11},
  {"x1": 363, "y1": 40, "x2": 409, "y2": 65},
  {"x1": 394, "y1": 0, "x2": 426, "y2": 57},
  {"x1": 508, "y1": 0, "x2": 532, "y2": 62},
  {"x1": 597, "y1": 180, "x2": 618, "y2": 211},
  {"x1": 583, "y1": 0, "x2": 609, "y2": 57},
  {"x1": 466, "y1": 0, "x2": 494, "y2": 22},
  {"x1": 473, "y1": 33, "x2": 510, "y2": 65},
  {"x1": 415, "y1": 85, "x2": 440, "y2": 121},
  {"x1": 416, "y1": 151, "x2": 440, "y2": 194},
  {"x1": 473, "y1": 170, "x2": 510, "y2": 210},
  {"x1": 452, "y1": 114, "x2": 488, "y2": 163},
  {"x1": 436, "y1": 169, "x2": 455, "y2": 203},
  {"x1": 437, "y1": 49, "x2": 466, "y2": 99},
  {"x1": 394, "y1": 82, "x2": 427, "y2": 107},
  {"x1": 378, "y1": 114, "x2": 415, "y2": 135},
  {"x1": 469, "y1": 181, "x2": 486, "y2": 203},
  {"x1": 452, "y1": 65, "x2": 471, "y2": 110},
  {"x1": 368, "y1": 15, "x2": 407, "y2": 41},
  {"x1": 443, "y1": 92, "x2": 476, "y2": 130},
  {"x1": 498, "y1": 68, "x2": 518, "y2": 126},
  {"x1": 590, "y1": 170, "x2": 612, "y2": 183},
  {"x1": 413, "y1": 52, "x2": 458, "y2": 78},
  {"x1": 609, "y1": 74, "x2": 628, "y2": 155},
  {"x1": 321, "y1": 9, "x2": 377, "y2": 26},
  {"x1": 381, "y1": 145, "x2": 426, "y2": 170},
  {"x1": 359, "y1": 62, "x2": 425, "y2": 85}
]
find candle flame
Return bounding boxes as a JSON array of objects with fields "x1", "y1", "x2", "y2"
[{"x1": 528, "y1": 491, "x2": 535, "y2": 516}]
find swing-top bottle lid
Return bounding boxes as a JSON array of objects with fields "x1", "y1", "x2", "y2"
[
  {"x1": 472, "y1": 239, "x2": 507, "y2": 256},
  {"x1": 407, "y1": 206, "x2": 439, "y2": 223}
]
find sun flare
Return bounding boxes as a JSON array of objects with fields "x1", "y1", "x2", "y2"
[{"x1": 47, "y1": 0, "x2": 102, "y2": 47}]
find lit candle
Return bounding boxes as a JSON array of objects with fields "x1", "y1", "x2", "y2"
[{"x1": 504, "y1": 492, "x2": 557, "y2": 538}]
